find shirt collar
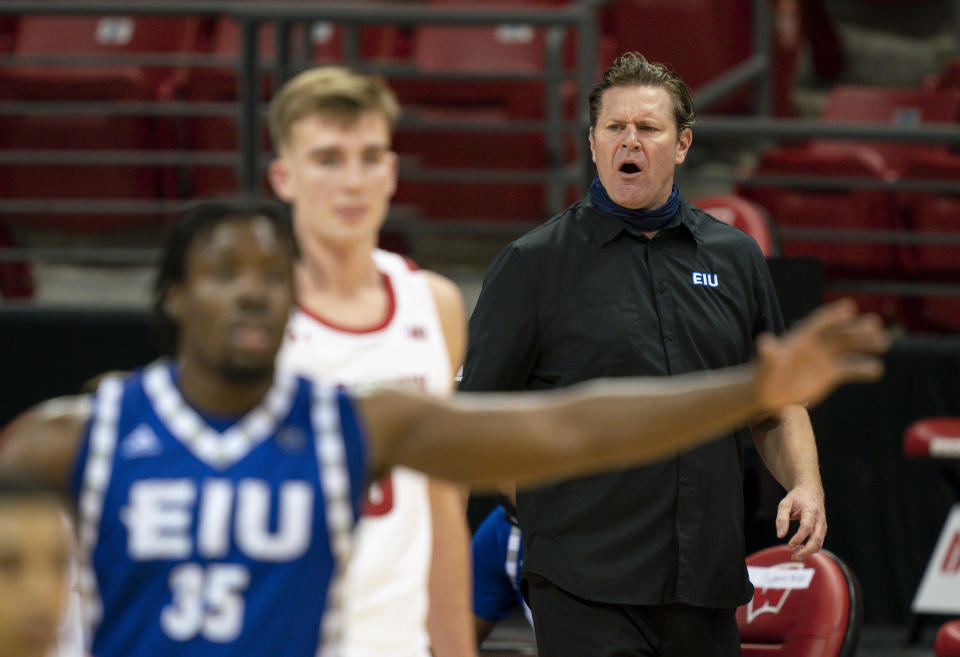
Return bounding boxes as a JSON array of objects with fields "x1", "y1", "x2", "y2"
[{"x1": 583, "y1": 196, "x2": 702, "y2": 247}]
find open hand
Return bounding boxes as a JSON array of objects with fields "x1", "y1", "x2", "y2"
[{"x1": 755, "y1": 299, "x2": 890, "y2": 410}]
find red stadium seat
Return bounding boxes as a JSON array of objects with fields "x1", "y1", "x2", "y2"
[
  {"x1": 0, "y1": 15, "x2": 204, "y2": 229},
  {"x1": 904, "y1": 418, "x2": 960, "y2": 460},
  {"x1": 394, "y1": 0, "x2": 582, "y2": 120},
  {"x1": 602, "y1": 0, "x2": 802, "y2": 116},
  {"x1": 0, "y1": 15, "x2": 201, "y2": 101},
  {"x1": 899, "y1": 150, "x2": 960, "y2": 279},
  {"x1": 692, "y1": 194, "x2": 779, "y2": 257},
  {"x1": 937, "y1": 620, "x2": 960, "y2": 657},
  {"x1": 738, "y1": 144, "x2": 905, "y2": 323},
  {"x1": 924, "y1": 58, "x2": 960, "y2": 93},
  {"x1": 738, "y1": 144, "x2": 900, "y2": 273},
  {"x1": 819, "y1": 86, "x2": 960, "y2": 172},
  {"x1": 182, "y1": 16, "x2": 405, "y2": 196},
  {"x1": 737, "y1": 546, "x2": 862, "y2": 657},
  {"x1": 391, "y1": 0, "x2": 586, "y2": 222},
  {"x1": 894, "y1": 150, "x2": 960, "y2": 331}
]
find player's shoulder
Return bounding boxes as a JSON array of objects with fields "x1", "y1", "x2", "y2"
[
  {"x1": 0, "y1": 393, "x2": 92, "y2": 491},
  {"x1": 7, "y1": 394, "x2": 92, "y2": 436},
  {"x1": 375, "y1": 248, "x2": 465, "y2": 316},
  {"x1": 421, "y1": 270, "x2": 464, "y2": 317},
  {"x1": 372, "y1": 248, "x2": 420, "y2": 275}
]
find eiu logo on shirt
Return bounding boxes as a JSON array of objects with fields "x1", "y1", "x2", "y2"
[{"x1": 691, "y1": 272, "x2": 719, "y2": 287}]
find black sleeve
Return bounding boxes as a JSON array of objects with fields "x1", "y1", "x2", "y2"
[
  {"x1": 753, "y1": 250, "x2": 787, "y2": 339},
  {"x1": 459, "y1": 244, "x2": 539, "y2": 392}
]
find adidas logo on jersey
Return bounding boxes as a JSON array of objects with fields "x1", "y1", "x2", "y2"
[
  {"x1": 407, "y1": 325, "x2": 427, "y2": 340},
  {"x1": 120, "y1": 425, "x2": 163, "y2": 459}
]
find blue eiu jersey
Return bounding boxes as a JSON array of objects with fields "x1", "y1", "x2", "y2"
[
  {"x1": 70, "y1": 359, "x2": 367, "y2": 657},
  {"x1": 471, "y1": 506, "x2": 532, "y2": 627}
]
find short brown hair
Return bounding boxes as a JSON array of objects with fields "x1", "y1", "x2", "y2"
[
  {"x1": 268, "y1": 66, "x2": 401, "y2": 149},
  {"x1": 589, "y1": 52, "x2": 696, "y2": 134}
]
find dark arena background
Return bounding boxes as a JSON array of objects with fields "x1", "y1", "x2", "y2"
[{"x1": 2, "y1": 1, "x2": 960, "y2": 655}]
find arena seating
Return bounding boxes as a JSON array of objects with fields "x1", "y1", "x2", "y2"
[
  {"x1": 738, "y1": 143, "x2": 905, "y2": 323},
  {"x1": 737, "y1": 545, "x2": 862, "y2": 657},
  {"x1": 601, "y1": 0, "x2": 802, "y2": 116},
  {"x1": 0, "y1": 15, "x2": 205, "y2": 229},
  {"x1": 894, "y1": 149, "x2": 960, "y2": 331},
  {"x1": 691, "y1": 194, "x2": 779, "y2": 257},
  {"x1": 182, "y1": 16, "x2": 406, "y2": 196},
  {"x1": 390, "y1": 0, "x2": 587, "y2": 222},
  {"x1": 737, "y1": 144, "x2": 899, "y2": 271},
  {"x1": 937, "y1": 620, "x2": 960, "y2": 657},
  {"x1": 819, "y1": 85, "x2": 960, "y2": 172},
  {"x1": 924, "y1": 58, "x2": 960, "y2": 93}
]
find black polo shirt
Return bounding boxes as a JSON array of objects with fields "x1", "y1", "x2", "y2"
[{"x1": 459, "y1": 196, "x2": 785, "y2": 608}]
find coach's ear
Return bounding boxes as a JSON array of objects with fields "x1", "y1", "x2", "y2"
[{"x1": 268, "y1": 157, "x2": 294, "y2": 202}]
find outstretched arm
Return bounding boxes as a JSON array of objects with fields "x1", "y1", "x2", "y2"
[{"x1": 359, "y1": 300, "x2": 889, "y2": 488}]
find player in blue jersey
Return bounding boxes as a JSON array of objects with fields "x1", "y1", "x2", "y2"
[
  {"x1": 472, "y1": 500, "x2": 532, "y2": 645},
  {"x1": 0, "y1": 198, "x2": 889, "y2": 657},
  {"x1": 0, "y1": 474, "x2": 72, "y2": 657}
]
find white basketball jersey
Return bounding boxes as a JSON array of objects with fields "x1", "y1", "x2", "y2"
[{"x1": 277, "y1": 249, "x2": 452, "y2": 657}]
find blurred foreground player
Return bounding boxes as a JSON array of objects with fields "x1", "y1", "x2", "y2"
[
  {"x1": 0, "y1": 474, "x2": 72, "y2": 657},
  {"x1": 0, "y1": 199, "x2": 889, "y2": 657},
  {"x1": 269, "y1": 67, "x2": 473, "y2": 657}
]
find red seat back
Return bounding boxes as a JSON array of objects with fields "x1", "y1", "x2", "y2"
[
  {"x1": 893, "y1": 150, "x2": 960, "y2": 331},
  {"x1": 0, "y1": 16, "x2": 203, "y2": 228},
  {"x1": 603, "y1": 0, "x2": 802, "y2": 116},
  {"x1": 820, "y1": 86, "x2": 960, "y2": 172},
  {"x1": 692, "y1": 195, "x2": 778, "y2": 257},
  {"x1": 899, "y1": 149, "x2": 960, "y2": 279},
  {"x1": 925, "y1": 58, "x2": 960, "y2": 92},
  {"x1": 936, "y1": 620, "x2": 960, "y2": 657},
  {"x1": 738, "y1": 546, "x2": 862, "y2": 657},
  {"x1": 739, "y1": 144, "x2": 899, "y2": 272},
  {"x1": 903, "y1": 418, "x2": 960, "y2": 460},
  {"x1": 739, "y1": 144, "x2": 905, "y2": 323},
  {"x1": 0, "y1": 15, "x2": 202, "y2": 100}
]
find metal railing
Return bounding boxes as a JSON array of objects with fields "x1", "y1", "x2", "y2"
[{"x1": 0, "y1": 0, "x2": 603, "y2": 217}]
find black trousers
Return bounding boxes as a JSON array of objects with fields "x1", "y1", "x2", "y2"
[{"x1": 526, "y1": 575, "x2": 742, "y2": 657}]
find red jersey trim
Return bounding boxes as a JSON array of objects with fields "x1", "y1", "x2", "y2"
[
  {"x1": 297, "y1": 272, "x2": 397, "y2": 334},
  {"x1": 402, "y1": 255, "x2": 420, "y2": 272}
]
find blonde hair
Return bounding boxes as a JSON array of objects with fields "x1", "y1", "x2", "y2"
[{"x1": 268, "y1": 66, "x2": 401, "y2": 149}]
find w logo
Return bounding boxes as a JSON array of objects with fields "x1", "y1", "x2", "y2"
[
  {"x1": 747, "y1": 585, "x2": 792, "y2": 623},
  {"x1": 746, "y1": 562, "x2": 812, "y2": 623}
]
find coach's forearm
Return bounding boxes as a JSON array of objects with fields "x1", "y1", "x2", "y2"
[{"x1": 752, "y1": 405, "x2": 823, "y2": 492}]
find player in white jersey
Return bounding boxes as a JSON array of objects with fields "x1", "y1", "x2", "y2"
[
  {"x1": 268, "y1": 68, "x2": 471, "y2": 657},
  {"x1": 278, "y1": 250, "x2": 456, "y2": 657}
]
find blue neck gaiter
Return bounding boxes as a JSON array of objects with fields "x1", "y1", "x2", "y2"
[{"x1": 589, "y1": 176, "x2": 682, "y2": 232}]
